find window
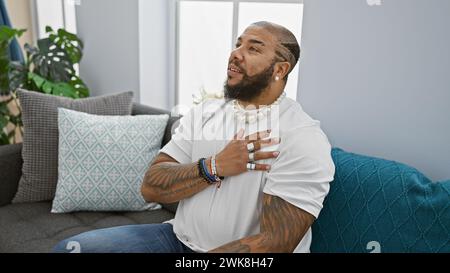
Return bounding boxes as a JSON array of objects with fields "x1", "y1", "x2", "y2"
[
  {"x1": 35, "y1": 0, "x2": 78, "y2": 38},
  {"x1": 176, "y1": 0, "x2": 304, "y2": 108},
  {"x1": 34, "y1": 0, "x2": 78, "y2": 73}
]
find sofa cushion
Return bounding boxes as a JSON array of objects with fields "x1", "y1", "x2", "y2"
[
  {"x1": 13, "y1": 89, "x2": 134, "y2": 203},
  {"x1": 0, "y1": 202, "x2": 175, "y2": 253},
  {"x1": 51, "y1": 108, "x2": 169, "y2": 213},
  {"x1": 311, "y1": 148, "x2": 450, "y2": 253},
  {"x1": 0, "y1": 144, "x2": 22, "y2": 207}
]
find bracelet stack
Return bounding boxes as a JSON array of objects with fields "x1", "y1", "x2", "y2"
[
  {"x1": 198, "y1": 157, "x2": 223, "y2": 188},
  {"x1": 211, "y1": 155, "x2": 225, "y2": 181}
]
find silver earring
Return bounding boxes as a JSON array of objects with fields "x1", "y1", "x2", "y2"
[{"x1": 275, "y1": 76, "x2": 280, "y2": 81}]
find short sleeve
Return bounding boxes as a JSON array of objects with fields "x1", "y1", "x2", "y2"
[
  {"x1": 159, "y1": 108, "x2": 195, "y2": 164},
  {"x1": 263, "y1": 125, "x2": 335, "y2": 218}
]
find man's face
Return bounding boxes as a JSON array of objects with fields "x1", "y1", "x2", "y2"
[{"x1": 224, "y1": 26, "x2": 278, "y2": 102}]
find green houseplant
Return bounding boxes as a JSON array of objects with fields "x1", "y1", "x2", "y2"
[{"x1": 0, "y1": 25, "x2": 89, "y2": 145}]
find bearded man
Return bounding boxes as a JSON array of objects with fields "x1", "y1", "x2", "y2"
[{"x1": 53, "y1": 21, "x2": 335, "y2": 253}]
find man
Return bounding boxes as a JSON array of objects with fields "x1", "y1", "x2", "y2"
[{"x1": 53, "y1": 21, "x2": 335, "y2": 253}]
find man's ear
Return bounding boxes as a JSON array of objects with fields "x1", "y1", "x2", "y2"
[{"x1": 274, "y1": 61, "x2": 291, "y2": 80}]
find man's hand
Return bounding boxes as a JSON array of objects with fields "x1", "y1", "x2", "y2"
[{"x1": 215, "y1": 129, "x2": 280, "y2": 177}]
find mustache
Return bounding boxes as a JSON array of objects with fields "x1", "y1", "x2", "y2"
[{"x1": 229, "y1": 62, "x2": 245, "y2": 73}]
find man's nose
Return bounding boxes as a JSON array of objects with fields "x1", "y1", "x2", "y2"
[{"x1": 229, "y1": 47, "x2": 244, "y2": 62}]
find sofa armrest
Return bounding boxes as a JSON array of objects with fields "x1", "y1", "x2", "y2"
[{"x1": 0, "y1": 143, "x2": 22, "y2": 207}]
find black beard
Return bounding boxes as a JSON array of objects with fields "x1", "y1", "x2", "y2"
[{"x1": 224, "y1": 62, "x2": 275, "y2": 102}]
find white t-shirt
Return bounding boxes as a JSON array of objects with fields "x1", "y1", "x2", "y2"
[{"x1": 160, "y1": 97, "x2": 335, "y2": 253}]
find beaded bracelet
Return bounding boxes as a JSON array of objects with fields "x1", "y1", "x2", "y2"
[
  {"x1": 211, "y1": 155, "x2": 224, "y2": 180},
  {"x1": 201, "y1": 158, "x2": 217, "y2": 183},
  {"x1": 197, "y1": 158, "x2": 211, "y2": 184},
  {"x1": 206, "y1": 157, "x2": 222, "y2": 188},
  {"x1": 198, "y1": 158, "x2": 222, "y2": 188}
]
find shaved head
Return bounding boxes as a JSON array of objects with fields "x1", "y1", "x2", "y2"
[{"x1": 250, "y1": 21, "x2": 300, "y2": 75}]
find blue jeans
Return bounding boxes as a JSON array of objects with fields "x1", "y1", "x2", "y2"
[{"x1": 53, "y1": 223, "x2": 195, "y2": 253}]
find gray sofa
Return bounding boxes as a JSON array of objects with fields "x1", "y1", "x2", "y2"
[
  {"x1": 5, "y1": 101, "x2": 448, "y2": 253},
  {"x1": 0, "y1": 103, "x2": 180, "y2": 253}
]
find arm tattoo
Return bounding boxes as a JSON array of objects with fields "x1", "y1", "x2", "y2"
[
  {"x1": 209, "y1": 194, "x2": 315, "y2": 253},
  {"x1": 210, "y1": 240, "x2": 251, "y2": 253},
  {"x1": 142, "y1": 153, "x2": 210, "y2": 203},
  {"x1": 261, "y1": 194, "x2": 315, "y2": 252}
]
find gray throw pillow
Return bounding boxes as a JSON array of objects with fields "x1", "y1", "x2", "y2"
[{"x1": 13, "y1": 89, "x2": 134, "y2": 203}]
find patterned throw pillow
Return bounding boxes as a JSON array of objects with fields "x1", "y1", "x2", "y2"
[
  {"x1": 14, "y1": 89, "x2": 134, "y2": 203},
  {"x1": 51, "y1": 108, "x2": 169, "y2": 213}
]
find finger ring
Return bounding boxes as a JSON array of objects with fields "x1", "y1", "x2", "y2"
[
  {"x1": 248, "y1": 152, "x2": 255, "y2": 162},
  {"x1": 247, "y1": 142, "x2": 255, "y2": 152},
  {"x1": 246, "y1": 163, "x2": 256, "y2": 170}
]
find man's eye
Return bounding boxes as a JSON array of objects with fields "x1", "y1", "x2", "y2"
[{"x1": 249, "y1": 47, "x2": 259, "y2": 52}]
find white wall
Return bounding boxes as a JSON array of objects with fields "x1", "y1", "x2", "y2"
[
  {"x1": 75, "y1": 0, "x2": 140, "y2": 101},
  {"x1": 298, "y1": 0, "x2": 450, "y2": 181},
  {"x1": 138, "y1": 0, "x2": 173, "y2": 109},
  {"x1": 75, "y1": 0, "x2": 172, "y2": 108}
]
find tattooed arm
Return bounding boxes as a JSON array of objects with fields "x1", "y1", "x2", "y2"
[
  {"x1": 141, "y1": 130, "x2": 278, "y2": 204},
  {"x1": 141, "y1": 152, "x2": 211, "y2": 204},
  {"x1": 208, "y1": 194, "x2": 315, "y2": 253}
]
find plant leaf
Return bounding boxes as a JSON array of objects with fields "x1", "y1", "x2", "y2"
[
  {"x1": 48, "y1": 28, "x2": 83, "y2": 64},
  {"x1": 28, "y1": 72, "x2": 79, "y2": 98},
  {"x1": 0, "y1": 26, "x2": 26, "y2": 42},
  {"x1": 0, "y1": 101, "x2": 9, "y2": 115},
  {"x1": 9, "y1": 113, "x2": 22, "y2": 126},
  {"x1": 41, "y1": 81, "x2": 53, "y2": 94},
  {"x1": 9, "y1": 61, "x2": 28, "y2": 91},
  {"x1": 52, "y1": 82, "x2": 80, "y2": 98},
  {"x1": 24, "y1": 43, "x2": 39, "y2": 56},
  {"x1": 0, "y1": 132, "x2": 10, "y2": 145},
  {"x1": 28, "y1": 72, "x2": 45, "y2": 88},
  {"x1": 69, "y1": 75, "x2": 89, "y2": 98},
  {"x1": 0, "y1": 27, "x2": 26, "y2": 95},
  {"x1": 0, "y1": 115, "x2": 8, "y2": 129},
  {"x1": 31, "y1": 38, "x2": 74, "y2": 82}
]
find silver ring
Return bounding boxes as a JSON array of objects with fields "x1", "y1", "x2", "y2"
[
  {"x1": 248, "y1": 152, "x2": 255, "y2": 162},
  {"x1": 246, "y1": 163, "x2": 256, "y2": 170},
  {"x1": 247, "y1": 142, "x2": 255, "y2": 152}
]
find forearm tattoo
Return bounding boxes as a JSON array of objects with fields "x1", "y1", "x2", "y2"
[{"x1": 143, "y1": 154, "x2": 210, "y2": 203}]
